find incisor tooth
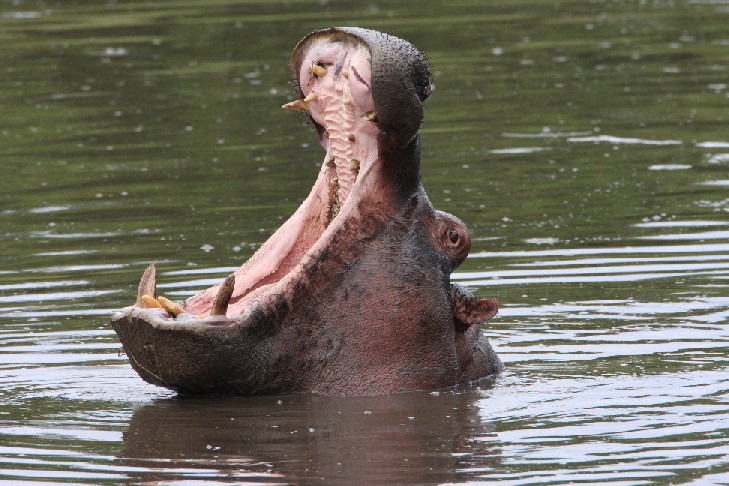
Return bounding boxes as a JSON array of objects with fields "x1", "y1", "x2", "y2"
[
  {"x1": 349, "y1": 159, "x2": 360, "y2": 172},
  {"x1": 362, "y1": 111, "x2": 378, "y2": 122},
  {"x1": 158, "y1": 296, "x2": 185, "y2": 317},
  {"x1": 311, "y1": 63, "x2": 327, "y2": 77},
  {"x1": 141, "y1": 294, "x2": 164, "y2": 309}
]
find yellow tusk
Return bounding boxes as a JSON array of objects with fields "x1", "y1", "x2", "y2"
[
  {"x1": 157, "y1": 296, "x2": 185, "y2": 317},
  {"x1": 311, "y1": 63, "x2": 327, "y2": 78},
  {"x1": 140, "y1": 294, "x2": 164, "y2": 309},
  {"x1": 304, "y1": 91, "x2": 318, "y2": 103}
]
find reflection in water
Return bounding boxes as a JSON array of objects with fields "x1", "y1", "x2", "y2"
[
  {"x1": 120, "y1": 391, "x2": 500, "y2": 483},
  {"x1": 1, "y1": 0, "x2": 729, "y2": 483}
]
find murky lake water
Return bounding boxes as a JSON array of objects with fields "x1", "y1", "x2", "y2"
[{"x1": 2, "y1": 1, "x2": 728, "y2": 483}]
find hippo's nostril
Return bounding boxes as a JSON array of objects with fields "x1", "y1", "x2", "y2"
[
  {"x1": 448, "y1": 230, "x2": 459, "y2": 244},
  {"x1": 420, "y1": 84, "x2": 432, "y2": 101}
]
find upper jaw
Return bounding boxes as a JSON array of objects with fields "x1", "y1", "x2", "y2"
[
  {"x1": 291, "y1": 27, "x2": 432, "y2": 152},
  {"x1": 289, "y1": 34, "x2": 380, "y2": 212}
]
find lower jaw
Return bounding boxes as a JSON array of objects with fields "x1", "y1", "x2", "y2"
[{"x1": 175, "y1": 146, "x2": 381, "y2": 321}]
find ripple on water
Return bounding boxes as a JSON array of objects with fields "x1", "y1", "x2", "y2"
[
  {"x1": 705, "y1": 153, "x2": 729, "y2": 164},
  {"x1": 698, "y1": 179, "x2": 729, "y2": 186},
  {"x1": 2, "y1": 1, "x2": 729, "y2": 482},
  {"x1": 474, "y1": 370, "x2": 729, "y2": 483},
  {"x1": 696, "y1": 141, "x2": 729, "y2": 148},
  {"x1": 567, "y1": 135, "x2": 683, "y2": 145}
]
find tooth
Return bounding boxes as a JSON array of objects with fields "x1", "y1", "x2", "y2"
[
  {"x1": 342, "y1": 97, "x2": 351, "y2": 105},
  {"x1": 349, "y1": 159, "x2": 360, "y2": 172},
  {"x1": 158, "y1": 296, "x2": 185, "y2": 317},
  {"x1": 136, "y1": 262, "x2": 157, "y2": 306},
  {"x1": 328, "y1": 185, "x2": 340, "y2": 221},
  {"x1": 362, "y1": 111, "x2": 378, "y2": 122},
  {"x1": 304, "y1": 91, "x2": 318, "y2": 103},
  {"x1": 282, "y1": 99, "x2": 310, "y2": 113},
  {"x1": 341, "y1": 69, "x2": 349, "y2": 79},
  {"x1": 311, "y1": 63, "x2": 327, "y2": 78},
  {"x1": 211, "y1": 274, "x2": 235, "y2": 316},
  {"x1": 140, "y1": 294, "x2": 164, "y2": 309}
]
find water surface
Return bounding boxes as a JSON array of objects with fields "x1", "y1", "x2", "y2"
[{"x1": 1, "y1": 1, "x2": 729, "y2": 484}]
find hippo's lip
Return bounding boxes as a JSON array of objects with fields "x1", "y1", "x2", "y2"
[{"x1": 133, "y1": 32, "x2": 382, "y2": 321}]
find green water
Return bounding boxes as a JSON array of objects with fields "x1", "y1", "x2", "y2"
[{"x1": 1, "y1": 1, "x2": 728, "y2": 484}]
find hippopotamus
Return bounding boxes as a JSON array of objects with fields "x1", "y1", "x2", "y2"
[{"x1": 110, "y1": 27, "x2": 503, "y2": 396}]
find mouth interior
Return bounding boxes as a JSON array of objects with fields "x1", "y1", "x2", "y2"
[{"x1": 182, "y1": 36, "x2": 379, "y2": 318}]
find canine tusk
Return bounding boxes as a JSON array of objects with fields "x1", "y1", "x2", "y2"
[
  {"x1": 282, "y1": 99, "x2": 310, "y2": 112},
  {"x1": 136, "y1": 262, "x2": 157, "y2": 306},
  {"x1": 211, "y1": 274, "x2": 236, "y2": 316}
]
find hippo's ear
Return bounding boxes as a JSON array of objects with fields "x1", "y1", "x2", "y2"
[{"x1": 451, "y1": 283, "x2": 498, "y2": 328}]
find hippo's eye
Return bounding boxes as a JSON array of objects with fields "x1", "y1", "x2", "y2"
[{"x1": 448, "y1": 230, "x2": 459, "y2": 244}]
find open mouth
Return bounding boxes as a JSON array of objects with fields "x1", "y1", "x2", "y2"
[
  {"x1": 113, "y1": 27, "x2": 503, "y2": 396},
  {"x1": 135, "y1": 34, "x2": 381, "y2": 320}
]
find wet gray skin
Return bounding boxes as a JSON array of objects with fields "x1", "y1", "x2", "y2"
[{"x1": 111, "y1": 27, "x2": 503, "y2": 397}]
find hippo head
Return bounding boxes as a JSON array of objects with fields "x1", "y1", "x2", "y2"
[{"x1": 110, "y1": 27, "x2": 503, "y2": 396}]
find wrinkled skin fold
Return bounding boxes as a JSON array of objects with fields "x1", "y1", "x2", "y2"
[{"x1": 111, "y1": 27, "x2": 503, "y2": 396}]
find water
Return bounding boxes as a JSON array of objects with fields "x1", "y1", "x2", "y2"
[{"x1": 1, "y1": 0, "x2": 728, "y2": 483}]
